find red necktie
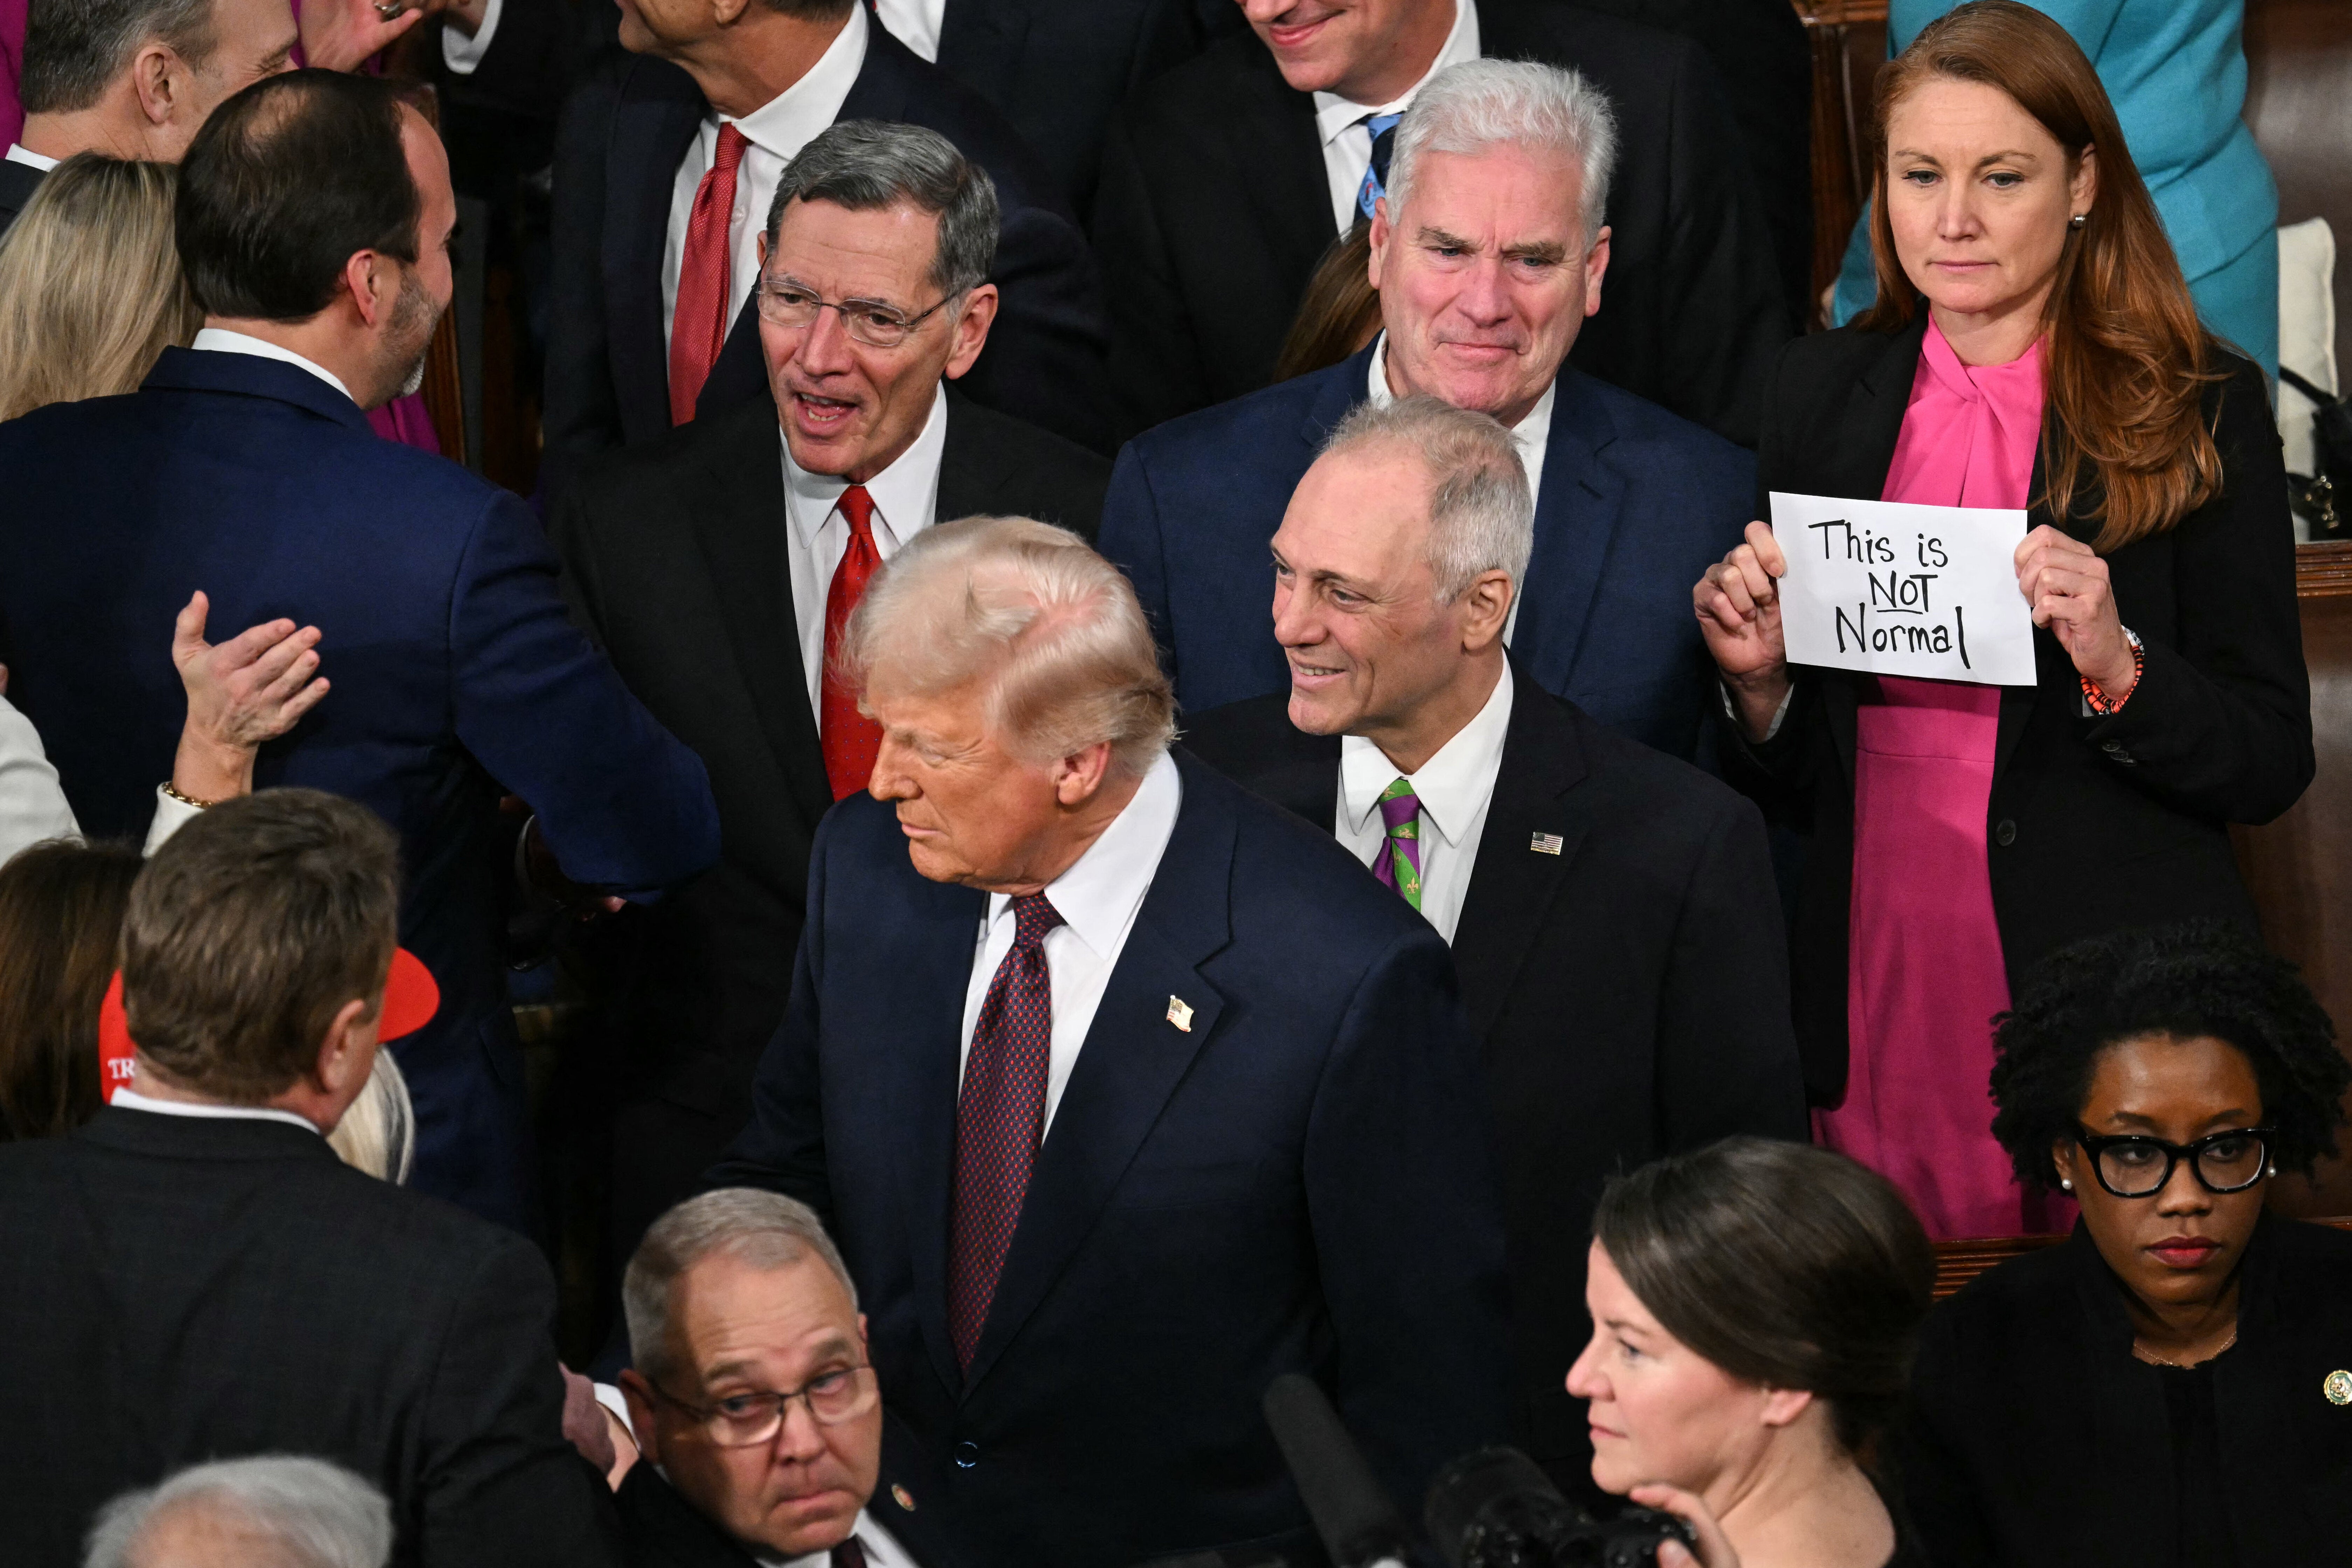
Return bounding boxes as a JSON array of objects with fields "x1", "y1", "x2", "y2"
[
  {"x1": 947, "y1": 893, "x2": 1063, "y2": 1373},
  {"x1": 820, "y1": 485, "x2": 886, "y2": 800},
  {"x1": 668, "y1": 122, "x2": 750, "y2": 427},
  {"x1": 832, "y1": 1540, "x2": 866, "y2": 1568}
]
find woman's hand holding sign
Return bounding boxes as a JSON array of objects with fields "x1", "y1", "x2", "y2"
[
  {"x1": 2014, "y1": 525, "x2": 2137, "y2": 700},
  {"x1": 1695, "y1": 520, "x2": 1793, "y2": 742}
]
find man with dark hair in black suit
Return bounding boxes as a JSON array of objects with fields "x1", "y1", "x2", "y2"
[
  {"x1": 0, "y1": 789, "x2": 619, "y2": 1567},
  {"x1": 866, "y1": 0, "x2": 1211, "y2": 223},
  {"x1": 1091, "y1": 0, "x2": 1791, "y2": 446},
  {"x1": 542, "y1": 0, "x2": 1111, "y2": 504},
  {"x1": 1183, "y1": 395, "x2": 1806, "y2": 1488},
  {"x1": 552, "y1": 118, "x2": 1111, "y2": 1272}
]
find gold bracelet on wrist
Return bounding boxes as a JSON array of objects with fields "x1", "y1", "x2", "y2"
[{"x1": 160, "y1": 780, "x2": 226, "y2": 810}]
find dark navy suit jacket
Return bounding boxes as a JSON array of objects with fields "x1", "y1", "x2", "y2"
[
  {"x1": 0, "y1": 349, "x2": 720, "y2": 1231},
  {"x1": 707, "y1": 753, "x2": 1511, "y2": 1567},
  {"x1": 1097, "y1": 344, "x2": 1756, "y2": 760},
  {"x1": 542, "y1": 23, "x2": 1112, "y2": 502}
]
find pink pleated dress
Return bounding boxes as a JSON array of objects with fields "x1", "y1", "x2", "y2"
[{"x1": 1815, "y1": 318, "x2": 2071, "y2": 1239}]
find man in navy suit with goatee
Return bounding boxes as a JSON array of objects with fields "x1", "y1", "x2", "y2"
[
  {"x1": 706, "y1": 514, "x2": 1510, "y2": 1567},
  {"x1": 0, "y1": 71, "x2": 719, "y2": 1235}
]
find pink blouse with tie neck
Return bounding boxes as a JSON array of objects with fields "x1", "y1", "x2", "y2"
[{"x1": 1815, "y1": 316, "x2": 2073, "y2": 1239}]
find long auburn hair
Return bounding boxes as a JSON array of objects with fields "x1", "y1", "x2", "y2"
[{"x1": 1855, "y1": 1, "x2": 2223, "y2": 551}]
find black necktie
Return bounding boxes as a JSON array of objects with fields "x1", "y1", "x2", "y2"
[{"x1": 832, "y1": 1537, "x2": 867, "y2": 1568}]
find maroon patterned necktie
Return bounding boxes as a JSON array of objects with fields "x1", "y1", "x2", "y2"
[
  {"x1": 831, "y1": 1538, "x2": 866, "y2": 1568},
  {"x1": 947, "y1": 892, "x2": 1063, "y2": 1373}
]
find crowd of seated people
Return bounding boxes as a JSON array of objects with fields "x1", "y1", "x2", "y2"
[{"x1": 0, "y1": 0, "x2": 2339, "y2": 1564}]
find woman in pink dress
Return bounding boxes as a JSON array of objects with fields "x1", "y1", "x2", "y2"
[{"x1": 1692, "y1": 2, "x2": 2309, "y2": 1239}]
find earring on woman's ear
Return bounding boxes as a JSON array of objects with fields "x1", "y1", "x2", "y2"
[
  {"x1": 2268, "y1": 1162, "x2": 2278, "y2": 1177},
  {"x1": 2069, "y1": 212, "x2": 2089, "y2": 229},
  {"x1": 2061, "y1": 1177, "x2": 2074, "y2": 1191}
]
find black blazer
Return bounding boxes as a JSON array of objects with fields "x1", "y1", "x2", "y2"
[
  {"x1": 612, "y1": 1415, "x2": 959, "y2": 1568},
  {"x1": 549, "y1": 386, "x2": 1108, "y2": 1258},
  {"x1": 1900, "y1": 1215, "x2": 2352, "y2": 1564},
  {"x1": 1089, "y1": 0, "x2": 1790, "y2": 446},
  {"x1": 543, "y1": 23, "x2": 1112, "y2": 502},
  {"x1": 913, "y1": 0, "x2": 1207, "y2": 222},
  {"x1": 1556, "y1": 0, "x2": 1814, "y2": 336},
  {"x1": 706, "y1": 756, "x2": 1513, "y2": 1567},
  {"x1": 1183, "y1": 673, "x2": 1806, "y2": 1468},
  {"x1": 1729, "y1": 320, "x2": 2311, "y2": 1101},
  {"x1": 0, "y1": 157, "x2": 43, "y2": 236},
  {"x1": 0, "y1": 1110, "x2": 618, "y2": 1568}
]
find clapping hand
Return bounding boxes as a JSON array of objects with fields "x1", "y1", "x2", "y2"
[
  {"x1": 170, "y1": 591, "x2": 330, "y2": 803},
  {"x1": 298, "y1": 0, "x2": 444, "y2": 72}
]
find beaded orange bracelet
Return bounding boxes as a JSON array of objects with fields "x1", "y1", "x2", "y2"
[{"x1": 2082, "y1": 629, "x2": 2145, "y2": 716}]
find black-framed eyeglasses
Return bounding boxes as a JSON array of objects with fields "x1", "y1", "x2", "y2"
[
  {"x1": 753, "y1": 279, "x2": 950, "y2": 348},
  {"x1": 645, "y1": 1363, "x2": 879, "y2": 1448},
  {"x1": 2071, "y1": 1125, "x2": 2275, "y2": 1199}
]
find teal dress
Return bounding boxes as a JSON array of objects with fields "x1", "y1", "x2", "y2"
[{"x1": 1832, "y1": 0, "x2": 2278, "y2": 378}]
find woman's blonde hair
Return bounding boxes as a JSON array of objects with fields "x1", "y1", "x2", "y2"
[
  {"x1": 327, "y1": 1048, "x2": 416, "y2": 1186},
  {"x1": 1855, "y1": 2, "x2": 2225, "y2": 552},
  {"x1": 0, "y1": 153, "x2": 201, "y2": 422}
]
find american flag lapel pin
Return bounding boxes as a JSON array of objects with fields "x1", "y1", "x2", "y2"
[
  {"x1": 1167, "y1": 996, "x2": 1195, "y2": 1032},
  {"x1": 1530, "y1": 831, "x2": 1565, "y2": 856}
]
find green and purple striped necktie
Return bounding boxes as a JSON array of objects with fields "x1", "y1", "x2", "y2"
[{"x1": 1372, "y1": 776, "x2": 1423, "y2": 910}]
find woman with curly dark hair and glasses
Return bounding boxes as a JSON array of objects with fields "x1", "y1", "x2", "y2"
[{"x1": 1900, "y1": 920, "x2": 2352, "y2": 1566}]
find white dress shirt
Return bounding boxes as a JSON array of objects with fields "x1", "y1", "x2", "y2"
[
  {"x1": 782, "y1": 382, "x2": 949, "y2": 713},
  {"x1": 4, "y1": 143, "x2": 59, "y2": 173},
  {"x1": 661, "y1": 4, "x2": 869, "y2": 352},
  {"x1": 871, "y1": 0, "x2": 946, "y2": 61},
  {"x1": 957, "y1": 751, "x2": 1183, "y2": 1133},
  {"x1": 1335, "y1": 661, "x2": 1513, "y2": 945},
  {"x1": 761, "y1": 1510, "x2": 921, "y2": 1568},
  {"x1": 1365, "y1": 331, "x2": 1552, "y2": 642},
  {"x1": 192, "y1": 326, "x2": 355, "y2": 402},
  {"x1": 439, "y1": 0, "x2": 504, "y2": 74},
  {"x1": 112, "y1": 1086, "x2": 322, "y2": 1135},
  {"x1": 1309, "y1": 0, "x2": 1479, "y2": 233}
]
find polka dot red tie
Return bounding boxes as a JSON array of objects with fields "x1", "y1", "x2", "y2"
[{"x1": 947, "y1": 892, "x2": 1063, "y2": 1374}]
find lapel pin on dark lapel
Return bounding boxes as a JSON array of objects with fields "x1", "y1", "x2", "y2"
[
  {"x1": 1530, "y1": 832, "x2": 1565, "y2": 856},
  {"x1": 2326, "y1": 1371, "x2": 2352, "y2": 1406},
  {"x1": 891, "y1": 1483, "x2": 917, "y2": 1511},
  {"x1": 1167, "y1": 996, "x2": 1195, "y2": 1032}
]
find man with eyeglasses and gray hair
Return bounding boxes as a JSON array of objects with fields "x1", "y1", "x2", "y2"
[
  {"x1": 613, "y1": 1189, "x2": 956, "y2": 1568},
  {"x1": 552, "y1": 119, "x2": 1110, "y2": 1276},
  {"x1": 86, "y1": 1456, "x2": 392, "y2": 1568}
]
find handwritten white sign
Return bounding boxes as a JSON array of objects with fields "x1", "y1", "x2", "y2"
[{"x1": 1769, "y1": 491, "x2": 2036, "y2": 686}]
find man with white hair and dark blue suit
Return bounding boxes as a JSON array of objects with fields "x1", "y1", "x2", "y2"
[
  {"x1": 706, "y1": 514, "x2": 1511, "y2": 1567},
  {"x1": 1098, "y1": 57, "x2": 1755, "y2": 764}
]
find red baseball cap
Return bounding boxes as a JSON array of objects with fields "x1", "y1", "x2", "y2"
[{"x1": 98, "y1": 947, "x2": 441, "y2": 1104}]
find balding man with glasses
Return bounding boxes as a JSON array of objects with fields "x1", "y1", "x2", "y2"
[
  {"x1": 615, "y1": 1189, "x2": 959, "y2": 1568},
  {"x1": 552, "y1": 119, "x2": 1110, "y2": 1279}
]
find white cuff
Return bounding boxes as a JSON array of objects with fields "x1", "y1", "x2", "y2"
[
  {"x1": 144, "y1": 787, "x2": 204, "y2": 856},
  {"x1": 593, "y1": 1381, "x2": 637, "y2": 1443},
  {"x1": 440, "y1": 0, "x2": 503, "y2": 74},
  {"x1": 1720, "y1": 679, "x2": 1796, "y2": 743}
]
